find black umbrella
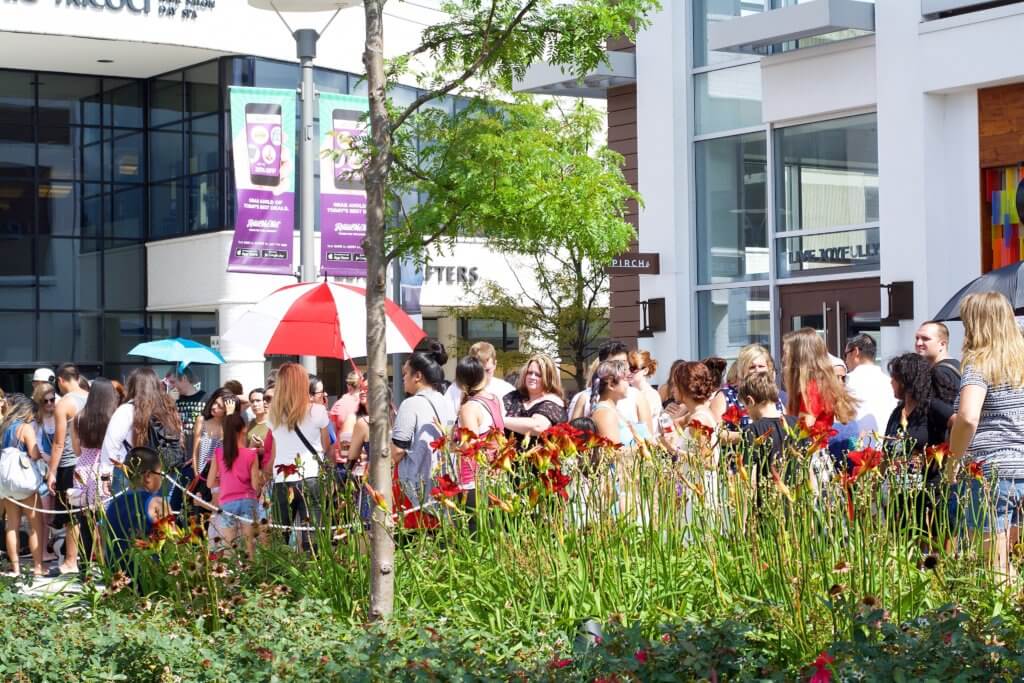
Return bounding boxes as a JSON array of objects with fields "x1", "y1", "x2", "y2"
[{"x1": 933, "y1": 261, "x2": 1024, "y2": 321}]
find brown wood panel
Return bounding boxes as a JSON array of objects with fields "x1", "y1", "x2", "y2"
[
  {"x1": 979, "y1": 83, "x2": 1024, "y2": 168},
  {"x1": 607, "y1": 37, "x2": 636, "y2": 52},
  {"x1": 607, "y1": 81, "x2": 639, "y2": 348},
  {"x1": 608, "y1": 106, "x2": 637, "y2": 128}
]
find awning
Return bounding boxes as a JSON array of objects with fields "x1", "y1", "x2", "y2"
[
  {"x1": 512, "y1": 50, "x2": 635, "y2": 99},
  {"x1": 708, "y1": 0, "x2": 875, "y2": 56}
]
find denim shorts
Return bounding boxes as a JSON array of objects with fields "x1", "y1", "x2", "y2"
[
  {"x1": 960, "y1": 477, "x2": 1024, "y2": 533},
  {"x1": 219, "y1": 498, "x2": 266, "y2": 527}
]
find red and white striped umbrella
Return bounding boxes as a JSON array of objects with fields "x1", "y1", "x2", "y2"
[{"x1": 222, "y1": 281, "x2": 425, "y2": 359}]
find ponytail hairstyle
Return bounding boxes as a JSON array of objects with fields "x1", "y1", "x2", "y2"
[
  {"x1": 590, "y1": 360, "x2": 629, "y2": 411},
  {"x1": 406, "y1": 352, "x2": 446, "y2": 392},
  {"x1": 455, "y1": 355, "x2": 487, "y2": 406},
  {"x1": 701, "y1": 357, "x2": 727, "y2": 388},
  {"x1": 221, "y1": 411, "x2": 247, "y2": 471}
]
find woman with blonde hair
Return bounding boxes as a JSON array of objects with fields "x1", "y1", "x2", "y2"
[
  {"x1": 782, "y1": 328, "x2": 857, "y2": 428},
  {"x1": 266, "y1": 362, "x2": 329, "y2": 547},
  {"x1": 947, "y1": 292, "x2": 1024, "y2": 578},
  {"x1": 711, "y1": 344, "x2": 778, "y2": 428},
  {"x1": 504, "y1": 354, "x2": 567, "y2": 438},
  {"x1": 0, "y1": 394, "x2": 45, "y2": 576}
]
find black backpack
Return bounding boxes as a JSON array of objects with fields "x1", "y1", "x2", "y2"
[{"x1": 148, "y1": 417, "x2": 188, "y2": 472}]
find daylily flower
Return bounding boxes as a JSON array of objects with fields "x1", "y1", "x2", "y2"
[
  {"x1": 839, "y1": 472, "x2": 857, "y2": 520},
  {"x1": 430, "y1": 474, "x2": 461, "y2": 499},
  {"x1": 807, "y1": 417, "x2": 837, "y2": 451},
  {"x1": 429, "y1": 434, "x2": 447, "y2": 451},
  {"x1": 770, "y1": 464, "x2": 794, "y2": 503},
  {"x1": 925, "y1": 442, "x2": 949, "y2": 470},
  {"x1": 721, "y1": 404, "x2": 747, "y2": 427},
  {"x1": 365, "y1": 483, "x2": 389, "y2": 511},
  {"x1": 809, "y1": 651, "x2": 834, "y2": 683},
  {"x1": 275, "y1": 463, "x2": 299, "y2": 478},
  {"x1": 633, "y1": 649, "x2": 649, "y2": 664},
  {"x1": 847, "y1": 447, "x2": 883, "y2": 479},
  {"x1": 487, "y1": 493, "x2": 513, "y2": 513},
  {"x1": 688, "y1": 420, "x2": 713, "y2": 440},
  {"x1": 539, "y1": 468, "x2": 572, "y2": 500},
  {"x1": 548, "y1": 657, "x2": 572, "y2": 670},
  {"x1": 965, "y1": 461, "x2": 985, "y2": 480}
]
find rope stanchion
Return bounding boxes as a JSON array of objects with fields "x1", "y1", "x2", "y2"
[
  {"x1": 161, "y1": 473, "x2": 436, "y2": 533},
  {"x1": 1, "y1": 489, "x2": 129, "y2": 516}
]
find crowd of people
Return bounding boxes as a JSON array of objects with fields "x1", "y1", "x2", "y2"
[{"x1": 1, "y1": 290, "x2": 1023, "y2": 578}]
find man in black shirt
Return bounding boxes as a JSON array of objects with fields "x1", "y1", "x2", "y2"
[
  {"x1": 915, "y1": 321, "x2": 961, "y2": 405},
  {"x1": 173, "y1": 367, "x2": 206, "y2": 456}
]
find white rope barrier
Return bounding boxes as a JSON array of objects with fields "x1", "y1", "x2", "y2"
[
  {"x1": 1, "y1": 489, "x2": 129, "y2": 515},
  {"x1": 162, "y1": 474, "x2": 437, "y2": 533}
]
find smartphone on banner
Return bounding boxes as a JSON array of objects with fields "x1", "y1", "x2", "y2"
[
  {"x1": 245, "y1": 102, "x2": 283, "y2": 187},
  {"x1": 332, "y1": 108, "x2": 364, "y2": 191}
]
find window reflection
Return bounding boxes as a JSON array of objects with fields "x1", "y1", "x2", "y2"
[{"x1": 697, "y1": 287, "x2": 771, "y2": 359}]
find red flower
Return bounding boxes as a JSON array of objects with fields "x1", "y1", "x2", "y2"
[
  {"x1": 275, "y1": 463, "x2": 299, "y2": 478},
  {"x1": 429, "y1": 434, "x2": 447, "y2": 451},
  {"x1": 549, "y1": 657, "x2": 573, "y2": 670},
  {"x1": 365, "y1": 483, "x2": 389, "y2": 511},
  {"x1": 809, "y1": 651, "x2": 834, "y2": 682},
  {"x1": 539, "y1": 468, "x2": 572, "y2": 500},
  {"x1": 633, "y1": 648, "x2": 649, "y2": 664},
  {"x1": 688, "y1": 420, "x2": 713, "y2": 439},
  {"x1": 430, "y1": 474, "x2": 461, "y2": 499},
  {"x1": 965, "y1": 461, "x2": 985, "y2": 480},
  {"x1": 256, "y1": 647, "x2": 274, "y2": 662},
  {"x1": 925, "y1": 442, "x2": 949, "y2": 469},
  {"x1": 721, "y1": 404, "x2": 748, "y2": 427},
  {"x1": 807, "y1": 417, "x2": 837, "y2": 451},
  {"x1": 839, "y1": 472, "x2": 857, "y2": 521},
  {"x1": 487, "y1": 493, "x2": 513, "y2": 513},
  {"x1": 847, "y1": 447, "x2": 883, "y2": 479}
]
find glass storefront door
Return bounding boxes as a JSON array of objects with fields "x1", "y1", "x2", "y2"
[{"x1": 779, "y1": 278, "x2": 881, "y2": 357}]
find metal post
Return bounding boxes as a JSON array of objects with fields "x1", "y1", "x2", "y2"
[{"x1": 296, "y1": 28, "x2": 319, "y2": 376}]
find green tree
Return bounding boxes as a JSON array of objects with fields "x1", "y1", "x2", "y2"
[{"x1": 358, "y1": 0, "x2": 659, "y2": 619}]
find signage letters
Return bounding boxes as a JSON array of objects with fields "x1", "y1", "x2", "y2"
[{"x1": 608, "y1": 252, "x2": 660, "y2": 276}]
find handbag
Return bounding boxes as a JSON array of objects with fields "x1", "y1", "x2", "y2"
[{"x1": 0, "y1": 424, "x2": 43, "y2": 500}]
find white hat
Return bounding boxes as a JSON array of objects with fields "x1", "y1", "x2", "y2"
[
  {"x1": 32, "y1": 368, "x2": 54, "y2": 383},
  {"x1": 827, "y1": 353, "x2": 847, "y2": 370}
]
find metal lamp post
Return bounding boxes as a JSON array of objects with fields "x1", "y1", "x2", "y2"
[{"x1": 248, "y1": 0, "x2": 361, "y2": 374}]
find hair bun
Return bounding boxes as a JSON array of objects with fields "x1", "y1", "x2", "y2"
[{"x1": 423, "y1": 339, "x2": 448, "y2": 367}]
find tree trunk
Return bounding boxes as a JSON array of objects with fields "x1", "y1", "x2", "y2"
[{"x1": 363, "y1": 0, "x2": 395, "y2": 621}]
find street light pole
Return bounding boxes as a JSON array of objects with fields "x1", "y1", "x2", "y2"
[{"x1": 296, "y1": 27, "x2": 319, "y2": 376}]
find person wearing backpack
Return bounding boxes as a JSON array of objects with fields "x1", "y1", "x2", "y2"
[
  {"x1": 1, "y1": 395, "x2": 46, "y2": 576},
  {"x1": 915, "y1": 321, "x2": 961, "y2": 406},
  {"x1": 100, "y1": 368, "x2": 184, "y2": 495}
]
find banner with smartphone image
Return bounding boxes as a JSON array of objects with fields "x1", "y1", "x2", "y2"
[
  {"x1": 227, "y1": 87, "x2": 296, "y2": 275},
  {"x1": 318, "y1": 92, "x2": 369, "y2": 278}
]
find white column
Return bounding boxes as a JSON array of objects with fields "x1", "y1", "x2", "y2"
[{"x1": 217, "y1": 303, "x2": 267, "y2": 393}]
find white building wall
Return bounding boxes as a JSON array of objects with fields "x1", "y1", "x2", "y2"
[{"x1": 634, "y1": 0, "x2": 693, "y2": 385}]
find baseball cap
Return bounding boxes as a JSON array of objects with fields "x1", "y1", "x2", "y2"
[{"x1": 32, "y1": 368, "x2": 55, "y2": 383}]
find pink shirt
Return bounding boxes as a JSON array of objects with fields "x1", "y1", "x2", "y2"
[
  {"x1": 213, "y1": 445, "x2": 259, "y2": 505},
  {"x1": 329, "y1": 393, "x2": 360, "y2": 429}
]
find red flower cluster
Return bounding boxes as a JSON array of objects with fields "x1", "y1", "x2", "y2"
[
  {"x1": 847, "y1": 447, "x2": 883, "y2": 479},
  {"x1": 275, "y1": 463, "x2": 299, "y2": 478},
  {"x1": 809, "y1": 651, "x2": 834, "y2": 682},
  {"x1": 721, "y1": 404, "x2": 748, "y2": 427},
  {"x1": 806, "y1": 416, "x2": 837, "y2": 452},
  {"x1": 431, "y1": 474, "x2": 460, "y2": 499}
]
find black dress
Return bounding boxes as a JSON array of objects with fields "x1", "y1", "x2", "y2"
[{"x1": 503, "y1": 391, "x2": 567, "y2": 443}]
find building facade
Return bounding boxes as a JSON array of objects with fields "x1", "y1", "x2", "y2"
[
  {"x1": 0, "y1": 0, "x2": 543, "y2": 396},
  {"x1": 523, "y1": 0, "x2": 1024, "y2": 383}
]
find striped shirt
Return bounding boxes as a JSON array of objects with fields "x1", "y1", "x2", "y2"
[{"x1": 957, "y1": 365, "x2": 1024, "y2": 478}]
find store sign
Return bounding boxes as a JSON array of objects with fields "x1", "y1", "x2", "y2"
[
  {"x1": 13, "y1": 0, "x2": 217, "y2": 21},
  {"x1": 318, "y1": 92, "x2": 369, "y2": 278},
  {"x1": 786, "y1": 241, "x2": 880, "y2": 266},
  {"x1": 608, "y1": 252, "x2": 660, "y2": 275},
  {"x1": 424, "y1": 265, "x2": 480, "y2": 286}
]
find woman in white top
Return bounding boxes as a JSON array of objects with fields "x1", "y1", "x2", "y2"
[
  {"x1": 266, "y1": 363, "x2": 329, "y2": 548},
  {"x1": 627, "y1": 350, "x2": 663, "y2": 425}
]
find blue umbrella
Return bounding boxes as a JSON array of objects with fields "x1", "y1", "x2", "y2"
[{"x1": 128, "y1": 338, "x2": 225, "y2": 372}]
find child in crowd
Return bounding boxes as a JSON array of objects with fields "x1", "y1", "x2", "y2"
[
  {"x1": 740, "y1": 371, "x2": 799, "y2": 477},
  {"x1": 103, "y1": 446, "x2": 169, "y2": 579}
]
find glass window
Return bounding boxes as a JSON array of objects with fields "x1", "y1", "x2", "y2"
[
  {"x1": 103, "y1": 313, "x2": 147, "y2": 363},
  {"x1": 38, "y1": 236, "x2": 101, "y2": 310},
  {"x1": 0, "y1": 235, "x2": 35, "y2": 309},
  {"x1": 0, "y1": 178, "x2": 34, "y2": 236},
  {"x1": 109, "y1": 186, "x2": 145, "y2": 241},
  {"x1": 0, "y1": 313, "x2": 35, "y2": 362},
  {"x1": 697, "y1": 286, "x2": 771, "y2": 359},
  {"x1": 315, "y1": 68, "x2": 348, "y2": 95},
  {"x1": 149, "y1": 127, "x2": 184, "y2": 181},
  {"x1": 696, "y1": 132, "x2": 768, "y2": 284},
  {"x1": 150, "y1": 74, "x2": 184, "y2": 127},
  {"x1": 0, "y1": 125, "x2": 34, "y2": 175},
  {"x1": 185, "y1": 62, "x2": 219, "y2": 117},
  {"x1": 104, "y1": 79, "x2": 144, "y2": 129},
  {"x1": 460, "y1": 318, "x2": 519, "y2": 352},
  {"x1": 37, "y1": 74, "x2": 101, "y2": 127},
  {"x1": 253, "y1": 59, "x2": 298, "y2": 89},
  {"x1": 150, "y1": 180, "x2": 186, "y2": 239},
  {"x1": 188, "y1": 114, "x2": 220, "y2": 174},
  {"x1": 81, "y1": 136, "x2": 107, "y2": 182},
  {"x1": 0, "y1": 71, "x2": 34, "y2": 124},
  {"x1": 37, "y1": 127, "x2": 76, "y2": 181},
  {"x1": 81, "y1": 188, "x2": 103, "y2": 250},
  {"x1": 39, "y1": 311, "x2": 100, "y2": 362},
  {"x1": 38, "y1": 181, "x2": 80, "y2": 237},
  {"x1": 694, "y1": 0, "x2": 767, "y2": 68},
  {"x1": 694, "y1": 62, "x2": 763, "y2": 136},
  {"x1": 111, "y1": 132, "x2": 144, "y2": 183},
  {"x1": 103, "y1": 242, "x2": 145, "y2": 309},
  {"x1": 188, "y1": 172, "x2": 220, "y2": 232},
  {"x1": 775, "y1": 113, "x2": 878, "y2": 232},
  {"x1": 776, "y1": 227, "x2": 880, "y2": 278},
  {"x1": 150, "y1": 312, "x2": 216, "y2": 347}
]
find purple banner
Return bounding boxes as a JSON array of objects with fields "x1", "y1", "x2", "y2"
[
  {"x1": 318, "y1": 92, "x2": 368, "y2": 278},
  {"x1": 228, "y1": 189, "x2": 295, "y2": 274},
  {"x1": 227, "y1": 87, "x2": 296, "y2": 275}
]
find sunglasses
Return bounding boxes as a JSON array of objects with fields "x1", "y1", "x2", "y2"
[{"x1": 44, "y1": 397, "x2": 55, "y2": 404}]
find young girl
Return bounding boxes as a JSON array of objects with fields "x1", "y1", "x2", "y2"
[
  {"x1": 191, "y1": 388, "x2": 232, "y2": 503},
  {"x1": 1, "y1": 395, "x2": 45, "y2": 576},
  {"x1": 208, "y1": 399, "x2": 262, "y2": 559},
  {"x1": 591, "y1": 361, "x2": 635, "y2": 448},
  {"x1": 31, "y1": 384, "x2": 58, "y2": 563}
]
